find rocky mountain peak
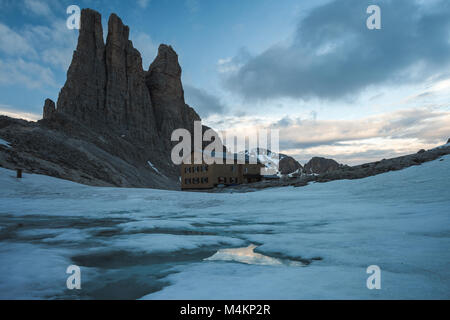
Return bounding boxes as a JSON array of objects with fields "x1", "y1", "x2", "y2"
[
  {"x1": 151, "y1": 44, "x2": 182, "y2": 78},
  {"x1": 146, "y1": 44, "x2": 185, "y2": 104},
  {"x1": 304, "y1": 157, "x2": 340, "y2": 174},
  {"x1": 54, "y1": 9, "x2": 168, "y2": 146},
  {"x1": 53, "y1": 8, "x2": 203, "y2": 151},
  {"x1": 42, "y1": 99, "x2": 56, "y2": 120},
  {"x1": 33, "y1": 8, "x2": 210, "y2": 187},
  {"x1": 107, "y1": 13, "x2": 129, "y2": 42},
  {"x1": 56, "y1": 8, "x2": 106, "y2": 128},
  {"x1": 145, "y1": 43, "x2": 200, "y2": 146},
  {"x1": 79, "y1": 8, "x2": 105, "y2": 52},
  {"x1": 279, "y1": 156, "x2": 303, "y2": 175}
]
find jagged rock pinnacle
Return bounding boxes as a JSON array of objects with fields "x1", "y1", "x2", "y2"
[{"x1": 42, "y1": 99, "x2": 56, "y2": 120}]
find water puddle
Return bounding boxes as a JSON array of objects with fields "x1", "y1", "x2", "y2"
[{"x1": 205, "y1": 244, "x2": 305, "y2": 267}]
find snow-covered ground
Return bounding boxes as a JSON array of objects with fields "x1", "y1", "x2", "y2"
[{"x1": 0, "y1": 155, "x2": 449, "y2": 299}]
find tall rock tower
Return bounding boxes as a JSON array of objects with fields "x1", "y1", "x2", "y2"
[
  {"x1": 145, "y1": 44, "x2": 201, "y2": 149},
  {"x1": 55, "y1": 9, "x2": 163, "y2": 147},
  {"x1": 41, "y1": 8, "x2": 214, "y2": 185},
  {"x1": 56, "y1": 9, "x2": 107, "y2": 128}
]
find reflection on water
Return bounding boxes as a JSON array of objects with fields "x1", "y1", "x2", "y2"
[{"x1": 205, "y1": 244, "x2": 305, "y2": 267}]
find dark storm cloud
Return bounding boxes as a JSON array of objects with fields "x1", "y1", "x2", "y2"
[
  {"x1": 224, "y1": 0, "x2": 450, "y2": 101},
  {"x1": 184, "y1": 85, "x2": 226, "y2": 117}
]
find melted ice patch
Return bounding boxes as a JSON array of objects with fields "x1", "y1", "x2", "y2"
[{"x1": 205, "y1": 244, "x2": 305, "y2": 267}]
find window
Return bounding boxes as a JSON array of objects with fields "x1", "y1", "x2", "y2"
[
  {"x1": 201, "y1": 177, "x2": 209, "y2": 184},
  {"x1": 185, "y1": 167, "x2": 189, "y2": 173},
  {"x1": 193, "y1": 178, "x2": 200, "y2": 184},
  {"x1": 185, "y1": 178, "x2": 191, "y2": 184}
]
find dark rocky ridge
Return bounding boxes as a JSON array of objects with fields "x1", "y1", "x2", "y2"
[
  {"x1": 304, "y1": 157, "x2": 341, "y2": 175},
  {"x1": 212, "y1": 142, "x2": 450, "y2": 192},
  {"x1": 0, "y1": 9, "x2": 218, "y2": 189}
]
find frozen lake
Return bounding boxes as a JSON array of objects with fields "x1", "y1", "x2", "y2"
[{"x1": 0, "y1": 155, "x2": 449, "y2": 299}]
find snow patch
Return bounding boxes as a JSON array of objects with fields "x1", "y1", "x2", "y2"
[
  {"x1": 147, "y1": 161, "x2": 163, "y2": 176},
  {"x1": 0, "y1": 138, "x2": 11, "y2": 148}
]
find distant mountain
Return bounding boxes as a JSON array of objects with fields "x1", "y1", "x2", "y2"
[
  {"x1": 217, "y1": 141, "x2": 450, "y2": 192},
  {"x1": 304, "y1": 157, "x2": 342, "y2": 175},
  {"x1": 241, "y1": 148, "x2": 303, "y2": 175},
  {"x1": 0, "y1": 9, "x2": 222, "y2": 189},
  {"x1": 241, "y1": 149, "x2": 345, "y2": 176}
]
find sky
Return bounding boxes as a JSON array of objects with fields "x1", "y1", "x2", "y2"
[{"x1": 0, "y1": 0, "x2": 449, "y2": 165}]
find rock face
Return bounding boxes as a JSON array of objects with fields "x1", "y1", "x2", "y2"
[
  {"x1": 0, "y1": 9, "x2": 211, "y2": 189},
  {"x1": 104, "y1": 14, "x2": 159, "y2": 144},
  {"x1": 304, "y1": 157, "x2": 340, "y2": 174},
  {"x1": 279, "y1": 155, "x2": 303, "y2": 175},
  {"x1": 57, "y1": 9, "x2": 106, "y2": 129},
  {"x1": 55, "y1": 8, "x2": 203, "y2": 150},
  {"x1": 57, "y1": 10, "x2": 160, "y2": 145},
  {"x1": 145, "y1": 44, "x2": 200, "y2": 149}
]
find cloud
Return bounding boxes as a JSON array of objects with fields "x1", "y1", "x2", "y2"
[
  {"x1": 4, "y1": 17, "x2": 78, "y2": 72},
  {"x1": 184, "y1": 85, "x2": 226, "y2": 117},
  {"x1": 185, "y1": 0, "x2": 200, "y2": 13},
  {"x1": 131, "y1": 32, "x2": 157, "y2": 68},
  {"x1": 217, "y1": 48, "x2": 251, "y2": 74},
  {"x1": 0, "y1": 18, "x2": 77, "y2": 72},
  {"x1": 0, "y1": 104, "x2": 40, "y2": 121},
  {"x1": 207, "y1": 107, "x2": 450, "y2": 165},
  {"x1": 224, "y1": 0, "x2": 450, "y2": 101},
  {"x1": 0, "y1": 58, "x2": 58, "y2": 89},
  {"x1": 275, "y1": 108, "x2": 450, "y2": 150},
  {"x1": 0, "y1": 23, "x2": 36, "y2": 57},
  {"x1": 286, "y1": 142, "x2": 422, "y2": 166},
  {"x1": 276, "y1": 108, "x2": 450, "y2": 164},
  {"x1": 24, "y1": 0, "x2": 52, "y2": 17},
  {"x1": 137, "y1": 0, "x2": 150, "y2": 9}
]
